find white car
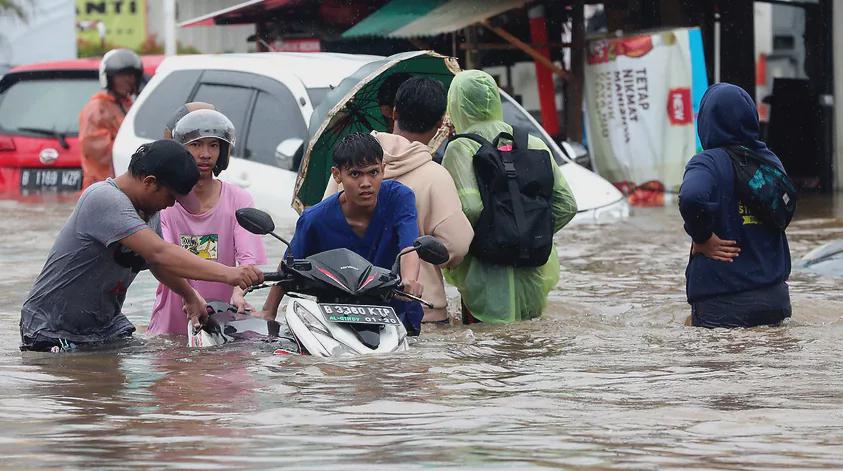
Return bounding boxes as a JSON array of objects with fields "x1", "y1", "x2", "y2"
[{"x1": 113, "y1": 52, "x2": 627, "y2": 226}]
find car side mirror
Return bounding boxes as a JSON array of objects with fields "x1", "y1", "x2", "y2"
[
  {"x1": 236, "y1": 208, "x2": 275, "y2": 235},
  {"x1": 275, "y1": 138, "x2": 304, "y2": 170},
  {"x1": 574, "y1": 155, "x2": 592, "y2": 169},
  {"x1": 560, "y1": 140, "x2": 592, "y2": 170},
  {"x1": 413, "y1": 235, "x2": 449, "y2": 265}
]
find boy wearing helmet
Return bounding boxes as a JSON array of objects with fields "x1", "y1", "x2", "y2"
[
  {"x1": 148, "y1": 108, "x2": 267, "y2": 336},
  {"x1": 79, "y1": 48, "x2": 143, "y2": 188}
]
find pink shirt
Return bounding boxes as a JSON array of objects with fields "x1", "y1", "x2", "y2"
[{"x1": 148, "y1": 181, "x2": 267, "y2": 335}]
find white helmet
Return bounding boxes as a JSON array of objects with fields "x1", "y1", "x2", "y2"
[
  {"x1": 99, "y1": 48, "x2": 143, "y2": 90},
  {"x1": 173, "y1": 109, "x2": 236, "y2": 176}
]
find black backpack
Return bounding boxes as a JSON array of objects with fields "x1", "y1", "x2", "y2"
[
  {"x1": 450, "y1": 127, "x2": 555, "y2": 267},
  {"x1": 725, "y1": 145, "x2": 797, "y2": 231}
]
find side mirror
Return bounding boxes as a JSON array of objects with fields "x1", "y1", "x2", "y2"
[
  {"x1": 236, "y1": 207, "x2": 292, "y2": 249},
  {"x1": 236, "y1": 208, "x2": 275, "y2": 235},
  {"x1": 413, "y1": 235, "x2": 450, "y2": 265},
  {"x1": 275, "y1": 138, "x2": 304, "y2": 170},
  {"x1": 560, "y1": 140, "x2": 592, "y2": 170}
]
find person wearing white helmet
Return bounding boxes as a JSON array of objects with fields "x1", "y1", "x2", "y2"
[
  {"x1": 148, "y1": 108, "x2": 267, "y2": 336},
  {"x1": 79, "y1": 48, "x2": 144, "y2": 188}
]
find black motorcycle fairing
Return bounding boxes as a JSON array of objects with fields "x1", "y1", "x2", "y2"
[{"x1": 285, "y1": 249, "x2": 400, "y2": 298}]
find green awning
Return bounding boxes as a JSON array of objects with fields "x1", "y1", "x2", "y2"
[
  {"x1": 390, "y1": 0, "x2": 529, "y2": 38},
  {"x1": 342, "y1": 0, "x2": 531, "y2": 40},
  {"x1": 341, "y1": 0, "x2": 447, "y2": 39}
]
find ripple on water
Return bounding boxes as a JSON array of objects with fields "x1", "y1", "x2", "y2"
[{"x1": 1, "y1": 197, "x2": 843, "y2": 468}]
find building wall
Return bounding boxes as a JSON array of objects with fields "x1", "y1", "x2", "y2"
[
  {"x1": 0, "y1": 0, "x2": 76, "y2": 71},
  {"x1": 147, "y1": 0, "x2": 254, "y2": 53}
]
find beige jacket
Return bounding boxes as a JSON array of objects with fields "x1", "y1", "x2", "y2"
[{"x1": 324, "y1": 131, "x2": 474, "y2": 321}]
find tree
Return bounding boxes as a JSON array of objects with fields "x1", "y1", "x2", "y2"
[{"x1": 0, "y1": 0, "x2": 27, "y2": 21}]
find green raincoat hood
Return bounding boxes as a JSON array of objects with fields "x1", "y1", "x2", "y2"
[{"x1": 447, "y1": 70, "x2": 504, "y2": 132}]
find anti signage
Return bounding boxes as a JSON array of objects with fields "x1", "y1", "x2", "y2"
[
  {"x1": 76, "y1": 0, "x2": 147, "y2": 50},
  {"x1": 583, "y1": 27, "x2": 708, "y2": 202}
]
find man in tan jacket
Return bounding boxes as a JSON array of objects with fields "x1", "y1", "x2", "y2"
[{"x1": 325, "y1": 77, "x2": 473, "y2": 323}]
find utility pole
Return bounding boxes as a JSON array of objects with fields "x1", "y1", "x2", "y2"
[{"x1": 163, "y1": 0, "x2": 176, "y2": 56}]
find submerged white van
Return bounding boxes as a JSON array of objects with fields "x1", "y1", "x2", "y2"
[{"x1": 113, "y1": 52, "x2": 627, "y2": 226}]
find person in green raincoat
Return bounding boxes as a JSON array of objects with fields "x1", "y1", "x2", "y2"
[{"x1": 442, "y1": 70, "x2": 578, "y2": 323}]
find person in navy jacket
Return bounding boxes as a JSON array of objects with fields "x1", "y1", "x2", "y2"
[{"x1": 679, "y1": 83, "x2": 792, "y2": 328}]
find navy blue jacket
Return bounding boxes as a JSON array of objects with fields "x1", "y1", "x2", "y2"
[{"x1": 679, "y1": 83, "x2": 791, "y2": 302}]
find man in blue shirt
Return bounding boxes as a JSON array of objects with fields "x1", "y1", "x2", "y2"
[
  {"x1": 261, "y1": 132, "x2": 424, "y2": 334},
  {"x1": 679, "y1": 83, "x2": 791, "y2": 328}
]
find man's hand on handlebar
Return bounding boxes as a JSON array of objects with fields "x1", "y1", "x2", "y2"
[
  {"x1": 183, "y1": 290, "x2": 208, "y2": 328},
  {"x1": 401, "y1": 279, "x2": 423, "y2": 298},
  {"x1": 226, "y1": 265, "x2": 264, "y2": 289}
]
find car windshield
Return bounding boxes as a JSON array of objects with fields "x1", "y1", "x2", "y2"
[
  {"x1": 500, "y1": 94, "x2": 568, "y2": 165},
  {"x1": 307, "y1": 87, "x2": 331, "y2": 109},
  {"x1": 0, "y1": 77, "x2": 100, "y2": 136}
]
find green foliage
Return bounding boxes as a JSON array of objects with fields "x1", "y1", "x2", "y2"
[
  {"x1": 0, "y1": 0, "x2": 27, "y2": 21},
  {"x1": 77, "y1": 34, "x2": 201, "y2": 58}
]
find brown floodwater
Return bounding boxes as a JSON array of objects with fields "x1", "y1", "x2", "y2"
[{"x1": 0, "y1": 194, "x2": 841, "y2": 469}]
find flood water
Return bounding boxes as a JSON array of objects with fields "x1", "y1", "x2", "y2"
[{"x1": 1, "y1": 194, "x2": 842, "y2": 469}]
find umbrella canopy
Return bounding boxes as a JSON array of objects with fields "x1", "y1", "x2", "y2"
[{"x1": 293, "y1": 50, "x2": 460, "y2": 211}]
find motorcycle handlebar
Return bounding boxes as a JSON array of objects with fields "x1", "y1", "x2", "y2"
[
  {"x1": 393, "y1": 289, "x2": 435, "y2": 309},
  {"x1": 262, "y1": 271, "x2": 285, "y2": 282}
]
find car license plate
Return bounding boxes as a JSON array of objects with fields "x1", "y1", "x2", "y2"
[
  {"x1": 20, "y1": 168, "x2": 82, "y2": 192},
  {"x1": 318, "y1": 303, "x2": 401, "y2": 326}
]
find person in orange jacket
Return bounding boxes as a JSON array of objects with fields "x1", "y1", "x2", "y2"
[{"x1": 79, "y1": 48, "x2": 143, "y2": 188}]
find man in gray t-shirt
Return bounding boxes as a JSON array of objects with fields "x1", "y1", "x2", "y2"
[{"x1": 20, "y1": 140, "x2": 263, "y2": 351}]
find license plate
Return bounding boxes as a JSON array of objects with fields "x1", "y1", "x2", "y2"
[
  {"x1": 318, "y1": 303, "x2": 401, "y2": 326},
  {"x1": 20, "y1": 168, "x2": 82, "y2": 192}
]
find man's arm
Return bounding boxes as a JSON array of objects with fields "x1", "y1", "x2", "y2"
[
  {"x1": 393, "y1": 185, "x2": 423, "y2": 296},
  {"x1": 428, "y1": 168, "x2": 474, "y2": 268},
  {"x1": 260, "y1": 283, "x2": 286, "y2": 320},
  {"x1": 258, "y1": 213, "x2": 313, "y2": 319},
  {"x1": 679, "y1": 155, "x2": 720, "y2": 244},
  {"x1": 120, "y1": 227, "x2": 262, "y2": 289},
  {"x1": 399, "y1": 250, "x2": 422, "y2": 297}
]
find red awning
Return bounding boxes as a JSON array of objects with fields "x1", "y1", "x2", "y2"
[{"x1": 179, "y1": 0, "x2": 297, "y2": 28}]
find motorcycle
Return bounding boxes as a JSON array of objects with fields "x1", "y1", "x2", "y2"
[{"x1": 189, "y1": 207, "x2": 449, "y2": 357}]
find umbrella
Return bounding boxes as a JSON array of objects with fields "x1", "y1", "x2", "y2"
[{"x1": 293, "y1": 50, "x2": 461, "y2": 212}]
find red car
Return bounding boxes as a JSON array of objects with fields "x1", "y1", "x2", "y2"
[{"x1": 0, "y1": 56, "x2": 162, "y2": 198}]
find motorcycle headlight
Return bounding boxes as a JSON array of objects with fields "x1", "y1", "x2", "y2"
[{"x1": 293, "y1": 301, "x2": 330, "y2": 337}]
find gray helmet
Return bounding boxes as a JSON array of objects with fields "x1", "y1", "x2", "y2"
[
  {"x1": 99, "y1": 48, "x2": 143, "y2": 90},
  {"x1": 173, "y1": 109, "x2": 236, "y2": 176}
]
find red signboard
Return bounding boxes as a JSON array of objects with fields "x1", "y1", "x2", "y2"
[
  {"x1": 271, "y1": 38, "x2": 321, "y2": 53},
  {"x1": 667, "y1": 88, "x2": 692, "y2": 126}
]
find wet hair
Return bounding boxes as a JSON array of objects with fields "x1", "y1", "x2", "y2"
[
  {"x1": 394, "y1": 77, "x2": 446, "y2": 133},
  {"x1": 332, "y1": 132, "x2": 383, "y2": 170},
  {"x1": 377, "y1": 72, "x2": 413, "y2": 107},
  {"x1": 128, "y1": 140, "x2": 199, "y2": 195}
]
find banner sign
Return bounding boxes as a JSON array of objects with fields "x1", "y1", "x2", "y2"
[
  {"x1": 272, "y1": 38, "x2": 321, "y2": 53},
  {"x1": 583, "y1": 27, "x2": 707, "y2": 203},
  {"x1": 76, "y1": 0, "x2": 147, "y2": 50}
]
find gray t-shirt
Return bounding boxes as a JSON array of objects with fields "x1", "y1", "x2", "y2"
[{"x1": 20, "y1": 179, "x2": 161, "y2": 345}]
